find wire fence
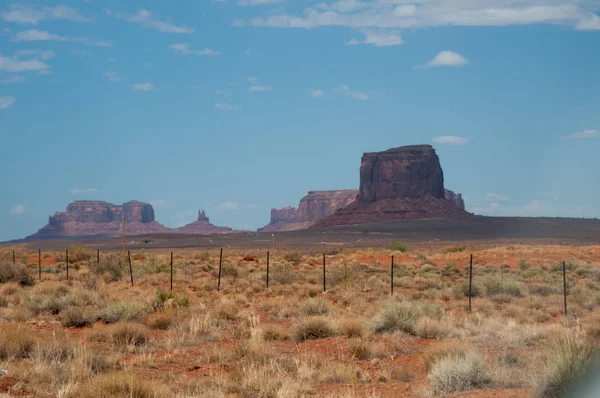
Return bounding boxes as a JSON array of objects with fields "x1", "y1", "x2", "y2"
[{"x1": 2, "y1": 247, "x2": 592, "y2": 318}]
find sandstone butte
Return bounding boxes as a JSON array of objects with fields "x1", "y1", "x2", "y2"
[
  {"x1": 26, "y1": 201, "x2": 232, "y2": 240},
  {"x1": 312, "y1": 145, "x2": 470, "y2": 227}
]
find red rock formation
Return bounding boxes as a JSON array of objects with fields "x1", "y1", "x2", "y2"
[
  {"x1": 174, "y1": 210, "x2": 233, "y2": 234},
  {"x1": 444, "y1": 189, "x2": 465, "y2": 210},
  {"x1": 28, "y1": 200, "x2": 170, "y2": 239},
  {"x1": 314, "y1": 145, "x2": 470, "y2": 227},
  {"x1": 259, "y1": 190, "x2": 358, "y2": 231}
]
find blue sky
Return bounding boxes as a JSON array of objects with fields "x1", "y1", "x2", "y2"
[{"x1": 1, "y1": 0, "x2": 599, "y2": 241}]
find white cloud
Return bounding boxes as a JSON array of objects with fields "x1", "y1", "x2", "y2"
[
  {"x1": 216, "y1": 89, "x2": 232, "y2": 97},
  {"x1": 218, "y1": 201, "x2": 241, "y2": 211},
  {"x1": 105, "y1": 57, "x2": 116, "y2": 63},
  {"x1": 249, "y1": 85, "x2": 273, "y2": 92},
  {"x1": 244, "y1": 1, "x2": 597, "y2": 32},
  {"x1": 169, "y1": 43, "x2": 219, "y2": 56},
  {"x1": 132, "y1": 82, "x2": 154, "y2": 91},
  {"x1": 69, "y1": 188, "x2": 99, "y2": 195},
  {"x1": 0, "y1": 75, "x2": 24, "y2": 84},
  {"x1": 1, "y1": 4, "x2": 89, "y2": 25},
  {"x1": 0, "y1": 50, "x2": 53, "y2": 72},
  {"x1": 347, "y1": 29, "x2": 403, "y2": 46},
  {"x1": 561, "y1": 129, "x2": 600, "y2": 139},
  {"x1": 215, "y1": 102, "x2": 241, "y2": 111},
  {"x1": 246, "y1": 76, "x2": 258, "y2": 82},
  {"x1": 0, "y1": 96, "x2": 15, "y2": 109},
  {"x1": 432, "y1": 135, "x2": 469, "y2": 145},
  {"x1": 416, "y1": 51, "x2": 469, "y2": 69},
  {"x1": 111, "y1": 9, "x2": 194, "y2": 33},
  {"x1": 238, "y1": 0, "x2": 281, "y2": 6},
  {"x1": 485, "y1": 192, "x2": 511, "y2": 202},
  {"x1": 12, "y1": 29, "x2": 67, "y2": 42},
  {"x1": 103, "y1": 71, "x2": 122, "y2": 82},
  {"x1": 11, "y1": 29, "x2": 114, "y2": 47},
  {"x1": 335, "y1": 84, "x2": 370, "y2": 100},
  {"x1": 10, "y1": 204, "x2": 25, "y2": 215},
  {"x1": 310, "y1": 89, "x2": 325, "y2": 98},
  {"x1": 576, "y1": 13, "x2": 600, "y2": 30}
]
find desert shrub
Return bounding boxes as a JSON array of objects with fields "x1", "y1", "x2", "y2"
[
  {"x1": 110, "y1": 322, "x2": 150, "y2": 347},
  {"x1": 89, "y1": 254, "x2": 123, "y2": 282},
  {"x1": 423, "y1": 343, "x2": 474, "y2": 371},
  {"x1": 0, "y1": 296, "x2": 7, "y2": 307},
  {"x1": 535, "y1": 334, "x2": 600, "y2": 397},
  {"x1": 347, "y1": 339, "x2": 374, "y2": 360},
  {"x1": 283, "y1": 252, "x2": 302, "y2": 265},
  {"x1": 374, "y1": 300, "x2": 444, "y2": 335},
  {"x1": 454, "y1": 281, "x2": 484, "y2": 298},
  {"x1": 193, "y1": 251, "x2": 211, "y2": 262},
  {"x1": 303, "y1": 298, "x2": 331, "y2": 316},
  {"x1": 60, "y1": 307, "x2": 96, "y2": 328},
  {"x1": 444, "y1": 246, "x2": 466, "y2": 253},
  {"x1": 138, "y1": 256, "x2": 169, "y2": 274},
  {"x1": 261, "y1": 324, "x2": 290, "y2": 341},
  {"x1": 484, "y1": 277, "x2": 525, "y2": 297},
  {"x1": 518, "y1": 259, "x2": 531, "y2": 270},
  {"x1": 99, "y1": 301, "x2": 147, "y2": 324},
  {"x1": 66, "y1": 373, "x2": 167, "y2": 398},
  {"x1": 67, "y1": 244, "x2": 94, "y2": 263},
  {"x1": 388, "y1": 241, "x2": 409, "y2": 252},
  {"x1": 441, "y1": 262, "x2": 460, "y2": 277},
  {"x1": 415, "y1": 317, "x2": 451, "y2": 339},
  {"x1": 0, "y1": 328, "x2": 35, "y2": 360},
  {"x1": 293, "y1": 316, "x2": 336, "y2": 342},
  {"x1": 147, "y1": 312, "x2": 174, "y2": 330},
  {"x1": 337, "y1": 317, "x2": 366, "y2": 338},
  {"x1": 530, "y1": 283, "x2": 559, "y2": 296},
  {"x1": 153, "y1": 289, "x2": 189, "y2": 310},
  {"x1": 24, "y1": 293, "x2": 71, "y2": 315},
  {"x1": 428, "y1": 350, "x2": 489, "y2": 395},
  {"x1": 0, "y1": 262, "x2": 34, "y2": 286}
]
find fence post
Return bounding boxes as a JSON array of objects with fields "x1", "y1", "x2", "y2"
[
  {"x1": 12, "y1": 250, "x2": 15, "y2": 264},
  {"x1": 66, "y1": 249, "x2": 69, "y2": 280},
  {"x1": 563, "y1": 261, "x2": 568, "y2": 316},
  {"x1": 38, "y1": 249, "x2": 41, "y2": 280},
  {"x1": 468, "y1": 254, "x2": 473, "y2": 312},
  {"x1": 391, "y1": 255, "x2": 394, "y2": 295},
  {"x1": 128, "y1": 250, "x2": 134, "y2": 287},
  {"x1": 217, "y1": 248, "x2": 223, "y2": 291},
  {"x1": 97, "y1": 250, "x2": 100, "y2": 264},
  {"x1": 170, "y1": 252, "x2": 173, "y2": 291},
  {"x1": 322, "y1": 254, "x2": 326, "y2": 292},
  {"x1": 266, "y1": 251, "x2": 270, "y2": 288}
]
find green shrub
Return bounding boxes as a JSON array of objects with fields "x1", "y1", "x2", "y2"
[
  {"x1": 283, "y1": 252, "x2": 302, "y2": 266},
  {"x1": 0, "y1": 262, "x2": 34, "y2": 286},
  {"x1": 110, "y1": 323, "x2": 150, "y2": 347},
  {"x1": 60, "y1": 307, "x2": 96, "y2": 328},
  {"x1": 374, "y1": 300, "x2": 444, "y2": 335},
  {"x1": 388, "y1": 241, "x2": 409, "y2": 252},
  {"x1": 303, "y1": 298, "x2": 331, "y2": 316},
  {"x1": 428, "y1": 350, "x2": 489, "y2": 395},
  {"x1": 518, "y1": 259, "x2": 531, "y2": 270},
  {"x1": 483, "y1": 277, "x2": 525, "y2": 297},
  {"x1": 99, "y1": 301, "x2": 147, "y2": 324},
  {"x1": 444, "y1": 246, "x2": 466, "y2": 254},
  {"x1": 293, "y1": 317, "x2": 336, "y2": 342}
]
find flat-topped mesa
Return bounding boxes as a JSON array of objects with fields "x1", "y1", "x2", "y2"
[
  {"x1": 313, "y1": 145, "x2": 470, "y2": 227},
  {"x1": 30, "y1": 200, "x2": 168, "y2": 239},
  {"x1": 259, "y1": 189, "x2": 358, "y2": 231},
  {"x1": 444, "y1": 189, "x2": 465, "y2": 210},
  {"x1": 359, "y1": 145, "x2": 444, "y2": 202},
  {"x1": 174, "y1": 209, "x2": 233, "y2": 234}
]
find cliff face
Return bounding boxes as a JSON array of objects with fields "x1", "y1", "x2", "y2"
[
  {"x1": 29, "y1": 200, "x2": 169, "y2": 239},
  {"x1": 314, "y1": 145, "x2": 470, "y2": 227},
  {"x1": 444, "y1": 189, "x2": 465, "y2": 210},
  {"x1": 174, "y1": 209, "x2": 233, "y2": 234},
  {"x1": 259, "y1": 190, "x2": 358, "y2": 231}
]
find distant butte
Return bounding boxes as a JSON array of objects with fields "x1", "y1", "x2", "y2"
[
  {"x1": 313, "y1": 145, "x2": 470, "y2": 227},
  {"x1": 174, "y1": 210, "x2": 233, "y2": 234}
]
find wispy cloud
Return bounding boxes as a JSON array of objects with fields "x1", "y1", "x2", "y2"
[
  {"x1": 561, "y1": 129, "x2": 600, "y2": 139},
  {"x1": 215, "y1": 102, "x2": 241, "y2": 111},
  {"x1": 0, "y1": 75, "x2": 24, "y2": 84},
  {"x1": 347, "y1": 29, "x2": 403, "y2": 46},
  {"x1": 169, "y1": 43, "x2": 219, "y2": 56},
  {"x1": 10, "y1": 204, "x2": 25, "y2": 215},
  {"x1": 103, "y1": 71, "x2": 122, "y2": 82},
  {"x1": 575, "y1": 13, "x2": 600, "y2": 30},
  {"x1": 310, "y1": 89, "x2": 325, "y2": 98},
  {"x1": 335, "y1": 84, "x2": 369, "y2": 100},
  {"x1": 238, "y1": 0, "x2": 281, "y2": 6},
  {"x1": 0, "y1": 96, "x2": 15, "y2": 109},
  {"x1": 416, "y1": 51, "x2": 469, "y2": 69},
  {"x1": 132, "y1": 82, "x2": 154, "y2": 91},
  {"x1": 246, "y1": 76, "x2": 258, "y2": 83},
  {"x1": 249, "y1": 85, "x2": 273, "y2": 92},
  {"x1": 69, "y1": 188, "x2": 99, "y2": 195},
  {"x1": 485, "y1": 192, "x2": 511, "y2": 202},
  {"x1": 0, "y1": 50, "x2": 54, "y2": 72},
  {"x1": 109, "y1": 9, "x2": 194, "y2": 33},
  {"x1": 432, "y1": 136, "x2": 469, "y2": 145},
  {"x1": 1, "y1": 4, "x2": 89, "y2": 25},
  {"x1": 218, "y1": 201, "x2": 241, "y2": 211},
  {"x1": 11, "y1": 29, "x2": 114, "y2": 47}
]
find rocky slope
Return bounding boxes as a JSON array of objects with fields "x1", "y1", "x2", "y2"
[
  {"x1": 174, "y1": 210, "x2": 233, "y2": 234},
  {"x1": 444, "y1": 189, "x2": 465, "y2": 210},
  {"x1": 314, "y1": 145, "x2": 470, "y2": 227},
  {"x1": 259, "y1": 190, "x2": 358, "y2": 231}
]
